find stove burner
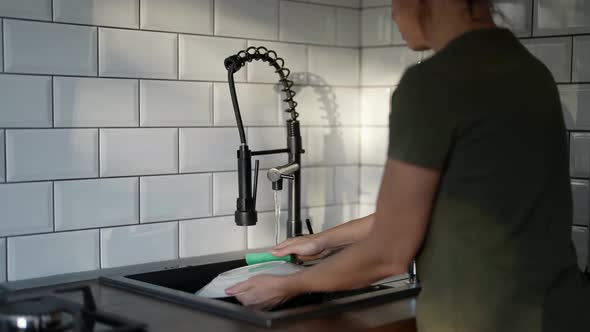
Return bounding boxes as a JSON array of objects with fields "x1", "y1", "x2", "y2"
[
  {"x1": 0, "y1": 285, "x2": 145, "y2": 332},
  {"x1": 0, "y1": 298, "x2": 74, "y2": 331}
]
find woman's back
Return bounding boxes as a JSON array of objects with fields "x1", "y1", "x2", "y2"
[{"x1": 388, "y1": 28, "x2": 590, "y2": 332}]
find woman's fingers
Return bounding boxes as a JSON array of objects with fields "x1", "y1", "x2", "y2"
[{"x1": 225, "y1": 280, "x2": 252, "y2": 296}]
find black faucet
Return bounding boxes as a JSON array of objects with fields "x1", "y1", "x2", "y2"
[{"x1": 224, "y1": 46, "x2": 304, "y2": 238}]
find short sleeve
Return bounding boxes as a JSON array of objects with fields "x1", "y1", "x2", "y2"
[{"x1": 387, "y1": 67, "x2": 456, "y2": 170}]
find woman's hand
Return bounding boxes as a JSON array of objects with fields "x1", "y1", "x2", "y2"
[
  {"x1": 225, "y1": 274, "x2": 300, "y2": 310},
  {"x1": 271, "y1": 234, "x2": 331, "y2": 261}
]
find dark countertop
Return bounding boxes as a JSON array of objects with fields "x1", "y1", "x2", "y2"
[
  {"x1": 23, "y1": 280, "x2": 417, "y2": 332},
  {"x1": 1, "y1": 252, "x2": 418, "y2": 331}
]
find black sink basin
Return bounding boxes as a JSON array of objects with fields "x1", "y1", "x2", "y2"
[{"x1": 100, "y1": 259, "x2": 420, "y2": 327}]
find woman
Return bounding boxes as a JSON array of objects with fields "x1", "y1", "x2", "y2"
[{"x1": 226, "y1": 0, "x2": 590, "y2": 331}]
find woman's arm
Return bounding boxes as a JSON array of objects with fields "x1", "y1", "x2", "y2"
[
  {"x1": 293, "y1": 158, "x2": 440, "y2": 291},
  {"x1": 227, "y1": 158, "x2": 441, "y2": 308},
  {"x1": 271, "y1": 213, "x2": 376, "y2": 260}
]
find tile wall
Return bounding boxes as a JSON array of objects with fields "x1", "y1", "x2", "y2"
[
  {"x1": 1, "y1": 0, "x2": 588, "y2": 283},
  {"x1": 0, "y1": 0, "x2": 368, "y2": 282},
  {"x1": 360, "y1": 0, "x2": 590, "y2": 271}
]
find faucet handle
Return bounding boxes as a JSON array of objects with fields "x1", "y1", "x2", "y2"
[{"x1": 252, "y1": 159, "x2": 260, "y2": 207}]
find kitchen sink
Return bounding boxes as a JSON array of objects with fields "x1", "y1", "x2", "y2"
[{"x1": 100, "y1": 259, "x2": 420, "y2": 327}]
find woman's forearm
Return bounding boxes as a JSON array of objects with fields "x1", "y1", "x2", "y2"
[{"x1": 318, "y1": 213, "x2": 375, "y2": 249}]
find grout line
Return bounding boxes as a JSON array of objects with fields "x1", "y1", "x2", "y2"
[
  {"x1": 0, "y1": 124, "x2": 368, "y2": 130},
  {"x1": 0, "y1": 16, "x2": 362, "y2": 50},
  {"x1": 52, "y1": 181, "x2": 56, "y2": 232},
  {"x1": 96, "y1": 27, "x2": 99, "y2": 77},
  {"x1": 50, "y1": 0, "x2": 54, "y2": 21},
  {"x1": 530, "y1": 0, "x2": 535, "y2": 37},
  {"x1": 0, "y1": 164, "x2": 357, "y2": 185},
  {"x1": 177, "y1": 128, "x2": 180, "y2": 173},
  {"x1": 1, "y1": 202, "x2": 354, "y2": 239},
  {"x1": 98, "y1": 229, "x2": 102, "y2": 269},
  {"x1": 1, "y1": 18, "x2": 4, "y2": 73},
  {"x1": 176, "y1": 34, "x2": 179, "y2": 80},
  {"x1": 51, "y1": 77, "x2": 55, "y2": 127},
  {"x1": 0, "y1": 71, "x2": 362, "y2": 88},
  {"x1": 137, "y1": 176, "x2": 141, "y2": 224},
  {"x1": 570, "y1": 36, "x2": 574, "y2": 83},
  {"x1": 212, "y1": 0, "x2": 216, "y2": 35},
  {"x1": 3, "y1": 130, "x2": 6, "y2": 182},
  {"x1": 138, "y1": 0, "x2": 141, "y2": 29},
  {"x1": 97, "y1": 129, "x2": 101, "y2": 177},
  {"x1": 137, "y1": 80, "x2": 141, "y2": 127}
]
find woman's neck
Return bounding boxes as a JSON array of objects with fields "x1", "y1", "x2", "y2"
[{"x1": 424, "y1": 4, "x2": 496, "y2": 52}]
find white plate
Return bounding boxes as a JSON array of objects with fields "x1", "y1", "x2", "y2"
[{"x1": 195, "y1": 261, "x2": 304, "y2": 298}]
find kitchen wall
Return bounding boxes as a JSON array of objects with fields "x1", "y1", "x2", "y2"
[
  {"x1": 0, "y1": 0, "x2": 369, "y2": 283},
  {"x1": 1, "y1": 0, "x2": 588, "y2": 284},
  {"x1": 359, "y1": 0, "x2": 590, "y2": 271}
]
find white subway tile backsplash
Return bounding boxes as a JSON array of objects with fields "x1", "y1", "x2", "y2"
[
  {"x1": 7, "y1": 230, "x2": 99, "y2": 281},
  {"x1": 179, "y1": 128, "x2": 240, "y2": 172},
  {"x1": 361, "y1": 87, "x2": 391, "y2": 126},
  {"x1": 140, "y1": 174, "x2": 212, "y2": 223},
  {"x1": 0, "y1": 239, "x2": 5, "y2": 283},
  {"x1": 0, "y1": 74, "x2": 52, "y2": 128},
  {"x1": 336, "y1": 8, "x2": 360, "y2": 47},
  {"x1": 359, "y1": 204, "x2": 376, "y2": 217},
  {"x1": 53, "y1": 0, "x2": 139, "y2": 28},
  {"x1": 54, "y1": 178, "x2": 139, "y2": 231},
  {"x1": 247, "y1": 40, "x2": 308, "y2": 84},
  {"x1": 213, "y1": 172, "x2": 238, "y2": 216},
  {"x1": 572, "y1": 180, "x2": 589, "y2": 226},
  {"x1": 280, "y1": 1, "x2": 336, "y2": 45},
  {"x1": 247, "y1": 211, "x2": 286, "y2": 249},
  {"x1": 295, "y1": 86, "x2": 360, "y2": 126},
  {"x1": 247, "y1": 127, "x2": 289, "y2": 169},
  {"x1": 99, "y1": 28, "x2": 177, "y2": 79},
  {"x1": 308, "y1": 46, "x2": 359, "y2": 86},
  {"x1": 361, "y1": 0, "x2": 389, "y2": 7},
  {"x1": 360, "y1": 166, "x2": 382, "y2": 204},
  {"x1": 6, "y1": 129, "x2": 98, "y2": 181},
  {"x1": 559, "y1": 85, "x2": 590, "y2": 130},
  {"x1": 309, "y1": 0, "x2": 360, "y2": 7},
  {"x1": 54, "y1": 77, "x2": 139, "y2": 127},
  {"x1": 494, "y1": 0, "x2": 532, "y2": 37},
  {"x1": 361, "y1": 46, "x2": 421, "y2": 86},
  {"x1": 214, "y1": 83, "x2": 280, "y2": 126},
  {"x1": 570, "y1": 133, "x2": 590, "y2": 178},
  {"x1": 100, "y1": 128, "x2": 178, "y2": 177},
  {"x1": 361, "y1": 126, "x2": 388, "y2": 165},
  {"x1": 215, "y1": 0, "x2": 278, "y2": 40},
  {"x1": 302, "y1": 167, "x2": 335, "y2": 207},
  {"x1": 4, "y1": 20, "x2": 97, "y2": 76},
  {"x1": 140, "y1": 80, "x2": 212, "y2": 127},
  {"x1": 100, "y1": 222, "x2": 178, "y2": 268},
  {"x1": 180, "y1": 216, "x2": 246, "y2": 257},
  {"x1": 0, "y1": 0, "x2": 51, "y2": 20},
  {"x1": 0, "y1": 182, "x2": 52, "y2": 237},
  {"x1": 305, "y1": 127, "x2": 360, "y2": 166},
  {"x1": 572, "y1": 226, "x2": 589, "y2": 271},
  {"x1": 534, "y1": 0, "x2": 590, "y2": 36},
  {"x1": 361, "y1": 7, "x2": 392, "y2": 47},
  {"x1": 522, "y1": 37, "x2": 572, "y2": 83},
  {"x1": 334, "y1": 166, "x2": 359, "y2": 204},
  {"x1": 574, "y1": 36, "x2": 590, "y2": 82},
  {"x1": 141, "y1": 0, "x2": 213, "y2": 34},
  {"x1": 307, "y1": 205, "x2": 358, "y2": 232},
  {"x1": 179, "y1": 35, "x2": 247, "y2": 81}
]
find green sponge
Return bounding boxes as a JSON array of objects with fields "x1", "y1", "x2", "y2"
[{"x1": 245, "y1": 252, "x2": 295, "y2": 265}]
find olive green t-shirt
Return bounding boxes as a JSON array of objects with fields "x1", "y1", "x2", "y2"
[{"x1": 388, "y1": 28, "x2": 590, "y2": 332}]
